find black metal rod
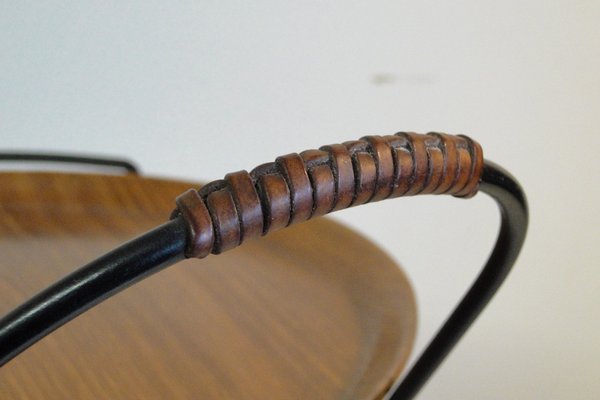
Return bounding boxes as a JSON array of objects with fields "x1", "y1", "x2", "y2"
[
  {"x1": 0, "y1": 217, "x2": 187, "y2": 366},
  {"x1": 0, "y1": 152, "x2": 138, "y2": 174},
  {"x1": 388, "y1": 161, "x2": 529, "y2": 399}
]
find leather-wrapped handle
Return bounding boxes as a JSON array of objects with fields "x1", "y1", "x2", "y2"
[
  {"x1": 0, "y1": 131, "x2": 526, "y2": 400},
  {"x1": 174, "y1": 132, "x2": 483, "y2": 258}
]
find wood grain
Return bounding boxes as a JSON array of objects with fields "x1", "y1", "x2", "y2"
[{"x1": 0, "y1": 172, "x2": 416, "y2": 399}]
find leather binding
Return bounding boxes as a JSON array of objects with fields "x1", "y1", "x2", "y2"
[{"x1": 174, "y1": 132, "x2": 484, "y2": 258}]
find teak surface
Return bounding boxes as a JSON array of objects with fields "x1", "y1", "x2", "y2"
[{"x1": 0, "y1": 172, "x2": 415, "y2": 399}]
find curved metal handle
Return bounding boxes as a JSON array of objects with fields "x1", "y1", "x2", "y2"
[
  {"x1": 0, "y1": 132, "x2": 528, "y2": 400},
  {"x1": 169, "y1": 131, "x2": 526, "y2": 399}
]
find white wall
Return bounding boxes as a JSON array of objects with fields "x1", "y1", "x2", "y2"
[{"x1": 2, "y1": 2, "x2": 598, "y2": 398}]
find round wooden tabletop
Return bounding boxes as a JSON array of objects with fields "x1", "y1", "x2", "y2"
[{"x1": 0, "y1": 172, "x2": 416, "y2": 399}]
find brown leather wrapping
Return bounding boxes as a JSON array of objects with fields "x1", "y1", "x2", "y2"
[{"x1": 174, "y1": 132, "x2": 484, "y2": 258}]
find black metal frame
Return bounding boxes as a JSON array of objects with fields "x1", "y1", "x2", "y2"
[
  {"x1": 0, "y1": 152, "x2": 138, "y2": 174},
  {"x1": 0, "y1": 158, "x2": 528, "y2": 400},
  {"x1": 388, "y1": 161, "x2": 528, "y2": 398}
]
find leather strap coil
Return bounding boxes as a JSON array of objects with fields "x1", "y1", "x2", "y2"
[{"x1": 173, "y1": 132, "x2": 484, "y2": 258}]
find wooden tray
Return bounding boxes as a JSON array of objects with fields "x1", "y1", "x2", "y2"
[{"x1": 0, "y1": 172, "x2": 415, "y2": 399}]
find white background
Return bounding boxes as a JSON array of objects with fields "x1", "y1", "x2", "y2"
[{"x1": 2, "y1": 2, "x2": 599, "y2": 399}]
